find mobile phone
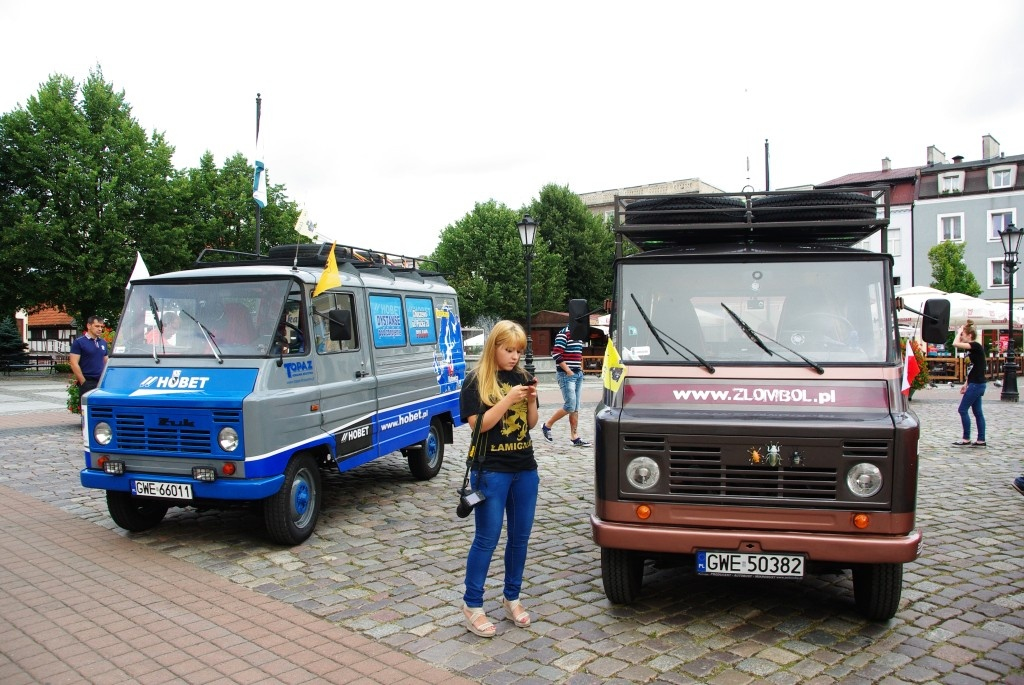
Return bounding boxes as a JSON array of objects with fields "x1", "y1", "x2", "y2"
[{"x1": 528, "y1": 377, "x2": 538, "y2": 385}]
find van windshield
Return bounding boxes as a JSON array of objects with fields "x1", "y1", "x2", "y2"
[
  {"x1": 618, "y1": 260, "x2": 894, "y2": 365},
  {"x1": 113, "y1": 279, "x2": 294, "y2": 357}
]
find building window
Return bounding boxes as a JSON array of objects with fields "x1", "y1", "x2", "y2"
[
  {"x1": 940, "y1": 173, "x2": 963, "y2": 193},
  {"x1": 990, "y1": 258, "x2": 1016, "y2": 288},
  {"x1": 988, "y1": 165, "x2": 1016, "y2": 190},
  {"x1": 938, "y1": 213, "x2": 964, "y2": 242},
  {"x1": 988, "y1": 209, "x2": 1016, "y2": 241},
  {"x1": 887, "y1": 227, "x2": 901, "y2": 256}
]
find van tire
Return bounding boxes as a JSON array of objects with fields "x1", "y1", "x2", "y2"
[
  {"x1": 264, "y1": 453, "x2": 321, "y2": 545},
  {"x1": 624, "y1": 195, "x2": 746, "y2": 225},
  {"x1": 751, "y1": 191, "x2": 877, "y2": 222},
  {"x1": 852, "y1": 562, "x2": 902, "y2": 620},
  {"x1": 601, "y1": 548, "x2": 644, "y2": 604},
  {"x1": 406, "y1": 419, "x2": 445, "y2": 481},
  {"x1": 106, "y1": 491, "x2": 168, "y2": 532}
]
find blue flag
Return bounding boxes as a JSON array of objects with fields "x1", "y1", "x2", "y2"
[{"x1": 252, "y1": 138, "x2": 267, "y2": 208}]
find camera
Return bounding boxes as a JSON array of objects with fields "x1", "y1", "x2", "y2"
[{"x1": 456, "y1": 487, "x2": 485, "y2": 518}]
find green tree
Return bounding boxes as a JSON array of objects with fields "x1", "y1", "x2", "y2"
[
  {"x1": 0, "y1": 68, "x2": 180, "y2": 325},
  {"x1": 928, "y1": 241, "x2": 982, "y2": 296},
  {"x1": 431, "y1": 200, "x2": 565, "y2": 325},
  {"x1": 526, "y1": 184, "x2": 614, "y2": 309},
  {"x1": 0, "y1": 67, "x2": 304, "y2": 326},
  {"x1": 0, "y1": 317, "x2": 29, "y2": 369}
]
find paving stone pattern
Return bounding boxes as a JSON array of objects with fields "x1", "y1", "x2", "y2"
[{"x1": 0, "y1": 376, "x2": 1022, "y2": 684}]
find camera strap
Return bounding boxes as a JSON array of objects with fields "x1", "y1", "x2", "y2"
[{"x1": 460, "y1": 412, "x2": 487, "y2": 493}]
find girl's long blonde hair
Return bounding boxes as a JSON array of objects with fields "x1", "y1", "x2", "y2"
[{"x1": 472, "y1": 320, "x2": 528, "y2": 405}]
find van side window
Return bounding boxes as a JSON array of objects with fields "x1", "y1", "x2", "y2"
[
  {"x1": 278, "y1": 289, "x2": 308, "y2": 355},
  {"x1": 312, "y1": 293, "x2": 358, "y2": 354}
]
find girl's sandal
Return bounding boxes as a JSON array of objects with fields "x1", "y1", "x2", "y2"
[
  {"x1": 462, "y1": 604, "x2": 495, "y2": 637},
  {"x1": 971, "y1": 441, "x2": 987, "y2": 448},
  {"x1": 502, "y1": 597, "x2": 531, "y2": 627}
]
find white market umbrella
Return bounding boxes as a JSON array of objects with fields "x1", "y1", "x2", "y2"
[{"x1": 896, "y1": 287, "x2": 1020, "y2": 331}]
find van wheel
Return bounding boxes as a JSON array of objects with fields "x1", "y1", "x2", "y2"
[
  {"x1": 106, "y1": 491, "x2": 168, "y2": 532},
  {"x1": 264, "y1": 453, "x2": 321, "y2": 545},
  {"x1": 852, "y1": 563, "x2": 903, "y2": 620},
  {"x1": 406, "y1": 420, "x2": 444, "y2": 481},
  {"x1": 601, "y1": 548, "x2": 644, "y2": 604}
]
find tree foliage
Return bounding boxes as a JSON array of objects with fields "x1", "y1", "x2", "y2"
[
  {"x1": 0, "y1": 67, "x2": 303, "y2": 327},
  {"x1": 526, "y1": 184, "x2": 614, "y2": 309},
  {"x1": 431, "y1": 185, "x2": 616, "y2": 326},
  {"x1": 431, "y1": 200, "x2": 566, "y2": 326},
  {"x1": 0, "y1": 317, "x2": 29, "y2": 367},
  {"x1": 928, "y1": 241, "x2": 982, "y2": 296}
]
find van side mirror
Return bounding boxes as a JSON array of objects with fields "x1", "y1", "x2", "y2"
[
  {"x1": 919, "y1": 299, "x2": 950, "y2": 344},
  {"x1": 328, "y1": 309, "x2": 353, "y2": 341},
  {"x1": 567, "y1": 299, "x2": 590, "y2": 341}
]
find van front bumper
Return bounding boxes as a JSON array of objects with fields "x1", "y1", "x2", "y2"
[
  {"x1": 591, "y1": 514, "x2": 921, "y2": 564},
  {"x1": 80, "y1": 469, "x2": 286, "y2": 501}
]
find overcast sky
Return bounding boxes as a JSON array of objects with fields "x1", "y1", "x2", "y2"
[{"x1": 3, "y1": 1, "x2": 1023, "y2": 258}]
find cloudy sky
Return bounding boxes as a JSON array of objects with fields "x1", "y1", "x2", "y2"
[{"x1": 3, "y1": 1, "x2": 1022, "y2": 257}]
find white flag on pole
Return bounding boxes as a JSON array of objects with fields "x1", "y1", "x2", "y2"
[{"x1": 127, "y1": 251, "x2": 149, "y2": 290}]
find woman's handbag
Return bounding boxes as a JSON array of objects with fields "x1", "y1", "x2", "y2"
[{"x1": 456, "y1": 413, "x2": 488, "y2": 518}]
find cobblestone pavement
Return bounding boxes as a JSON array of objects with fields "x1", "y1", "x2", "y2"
[{"x1": 1, "y1": 374, "x2": 1022, "y2": 684}]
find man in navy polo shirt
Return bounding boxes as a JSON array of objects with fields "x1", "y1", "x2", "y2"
[{"x1": 70, "y1": 316, "x2": 108, "y2": 394}]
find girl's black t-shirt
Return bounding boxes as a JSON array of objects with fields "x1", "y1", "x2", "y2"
[
  {"x1": 459, "y1": 370, "x2": 537, "y2": 473},
  {"x1": 966, "y1": 341, "x2": 987, "y2": 384}
]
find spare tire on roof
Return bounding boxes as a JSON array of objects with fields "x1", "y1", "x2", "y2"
[
  {"x1": 624, "y1": 195, "x2": 746, "y2": 225},
  {"x1": 751, "y1": 191, "x2": 877, "y2": 222}
]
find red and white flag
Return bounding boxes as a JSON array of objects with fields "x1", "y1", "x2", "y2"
[{"x1": 902, "y1": 346, "x2": 920, "y2": 396}]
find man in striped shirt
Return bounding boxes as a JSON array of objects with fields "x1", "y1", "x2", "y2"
[{"x1": 541, "y1": 325, "x2": 591, "y2": 447}]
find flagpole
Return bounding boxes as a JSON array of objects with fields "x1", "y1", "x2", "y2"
[{"x1": 254, "y1": 93, "x2": 262, "y2": 255}]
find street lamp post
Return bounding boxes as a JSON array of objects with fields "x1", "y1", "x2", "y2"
[
  {"x1": 999, "y1": 222, "x2": 1023, "y2": 402},
  {"x1": 517, "y1": 215, "x2": 538, "y2": 376}
]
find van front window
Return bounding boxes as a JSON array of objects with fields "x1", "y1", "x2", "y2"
[
  {"x1": 113, "y1": 279, "x2": 293, "y2": 357},
  {"x1": 618, "y1": 261, "x2": 892, "y2": 365}
]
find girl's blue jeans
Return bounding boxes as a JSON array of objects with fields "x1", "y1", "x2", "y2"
[
  {"x1": 957, "y1": 382, "x2": 986, "y2": 442},
  {"x1": 463, "y1": 468, "x2": 539, "y2": 608}
]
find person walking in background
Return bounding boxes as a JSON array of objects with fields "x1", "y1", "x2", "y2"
[
  {"x1": 458, "y1": 320, "x2": 539, "y2": 637},
  {"x1": 951, "y1": 320, "x2": 986, "y2": 447},
  {"x1": 69, "y1": 316, "x2": 108, "y2": 394},
  {"x1": 540, "y1": 324, "x2": 590, "y2": 447}
]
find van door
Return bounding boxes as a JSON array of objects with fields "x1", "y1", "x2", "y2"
[{"x1": 312, "y1": 292, "x2": 378, "y2": 468}]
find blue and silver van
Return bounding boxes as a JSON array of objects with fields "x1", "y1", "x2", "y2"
[{"x1": 80, "y1": 243, "x2": 466, "y2": 544}]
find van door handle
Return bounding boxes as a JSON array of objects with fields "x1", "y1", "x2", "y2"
[{"x1": 355, "y1": 370, "x2": 370, "y2": 378}]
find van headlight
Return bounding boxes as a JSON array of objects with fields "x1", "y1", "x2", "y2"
[
  {"x1": 218, "y1": 427, "x2": 239, "y2": 452},
  {"x1": 626, "y1": 456, "x2": 660, "y2": 490},
  {"x1": 847, "y1": 463, "x2": 882, "y2": 497},
  {"x1": 94, "y1": 421, "x2": 112, "y2": 446}
]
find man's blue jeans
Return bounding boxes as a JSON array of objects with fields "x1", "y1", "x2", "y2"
[
  {"x1": 463, "y1": 468, "x2": 539, "y2": 607},
  {"x1": 557, "y1": 370, "x2": 585, "y2": 412},
  {"x1": 957, "y1": 382, "x2": 986, "y2": 442}
]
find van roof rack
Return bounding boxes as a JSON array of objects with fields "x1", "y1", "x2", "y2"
[
  {"x1": 193, "y1": 242, "x2": 442, "y2": 275},
  {"x1": 614, "y1": 186, "x2": 890, "y2": 252}
]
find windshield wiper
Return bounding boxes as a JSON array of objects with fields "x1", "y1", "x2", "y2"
[
  {"x1": 630, "y1": 294, "x2": 715, "y2": 374},
  {"x1": 721, "y1": 303, "x2": 774, "y2": 357},
  {"x1": 720, "y1": 303, "x2": 824, "y2": 375},
  {"x1": 179, "y1": 308, "x2": 224, "y2": 364},
  {"x1": 148, "y1": 295, "x2": 163, "y2": 362}
]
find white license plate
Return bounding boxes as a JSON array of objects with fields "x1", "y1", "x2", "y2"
[
  {"x1": 130, "y1": 480, "x2": 193, "y2": 500},
  {"x1": 697, "y1": 551, "x2": 804, "y2": 578}
]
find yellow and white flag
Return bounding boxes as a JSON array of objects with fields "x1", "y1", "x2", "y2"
[
  {"x1": 313, "y1": 243, "x2": 342, "y2": 296},
  {"x1": 602, "y1": 342, "x2": 627, "y2": 393}
]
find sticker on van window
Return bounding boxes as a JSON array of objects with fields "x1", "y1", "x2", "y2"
[
  {"x1": 406, "y1": 297, "x2": 437, "y2": 345},
  {"x1": 369, "y1": 294, "x2": 407, "y2": 348}
]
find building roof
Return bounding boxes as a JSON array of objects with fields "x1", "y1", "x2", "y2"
[
  {"x1": 816, "y1": 166, "x2": 921, "y2": 187},
  {"x1": 26, "y1": 307, "x2": 74, "y2": 327}
]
